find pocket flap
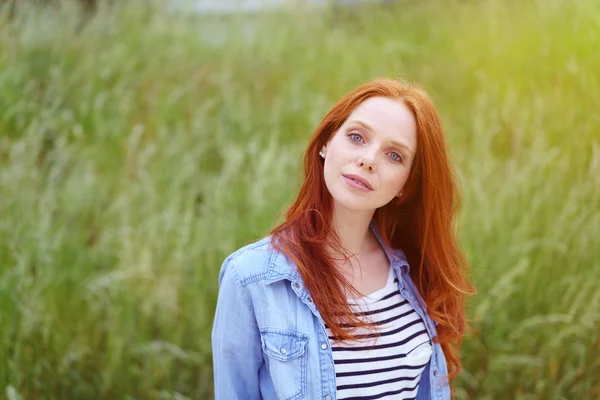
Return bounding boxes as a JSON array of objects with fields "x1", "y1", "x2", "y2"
[{"x1": 260, "y1": 329, "x2": 308, "y2": 362}]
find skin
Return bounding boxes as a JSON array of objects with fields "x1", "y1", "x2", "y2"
[{"x1": 321, "y1": 96, "x2": 418, "y2": 291}]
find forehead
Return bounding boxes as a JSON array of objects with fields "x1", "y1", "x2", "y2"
[{"x1": 344, "y1": 96, "x2": 417, "y2": 149}]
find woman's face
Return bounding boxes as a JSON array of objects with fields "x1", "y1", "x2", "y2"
[{"x1": 322, "y1": 96, "x2": 417, "y2": 212}]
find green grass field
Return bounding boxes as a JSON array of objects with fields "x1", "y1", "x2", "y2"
[{"x1": 1, "y1": 0, "x2": 598, "y2": 398}]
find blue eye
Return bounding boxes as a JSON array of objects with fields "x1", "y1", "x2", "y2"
[
  {"x1": 348, "y1": 132, "x2": 363, "y2": 142},
  {"x1": 389, "y1": 152, "x2": 403, "y2": 163}
]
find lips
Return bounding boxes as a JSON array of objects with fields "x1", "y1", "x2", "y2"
[{"x1": 342, "y1": 174, "x2": 373, "y2": 190}]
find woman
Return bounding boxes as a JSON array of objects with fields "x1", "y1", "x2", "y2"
[{"x1": 211, "y1": 78, "x2": 475, "y2": 400}]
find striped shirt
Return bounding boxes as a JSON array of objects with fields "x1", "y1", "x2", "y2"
[{"x1": 325, "y1": 266, "x2": 432, "y2": 400}]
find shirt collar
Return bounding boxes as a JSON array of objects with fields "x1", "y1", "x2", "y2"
[{"x1": 265, "y1": 219, "x2": 410, "y2": 285}]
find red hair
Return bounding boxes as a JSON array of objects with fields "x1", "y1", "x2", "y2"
[{"x1": 270, "y1": 78, "x2": 476, "y2": 386}]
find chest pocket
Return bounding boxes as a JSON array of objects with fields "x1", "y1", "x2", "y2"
[{"x1": 260, "y1": 328, "x2": 308, "y2": 400}]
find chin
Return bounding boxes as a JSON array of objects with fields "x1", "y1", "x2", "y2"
[{"x1": 330, "y1": 189, "x2": 377, "y2": 212}]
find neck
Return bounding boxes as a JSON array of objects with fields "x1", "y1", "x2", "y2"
[{"x1": 329, "y1": 205, "x2": 377, "y2": 258}]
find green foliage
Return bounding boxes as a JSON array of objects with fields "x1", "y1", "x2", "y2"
[{"x1": 0, "y1": 0, "x2": 598, "y2": 398}]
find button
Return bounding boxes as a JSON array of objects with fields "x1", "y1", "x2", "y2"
[
  {"x1": 433, "y1": 369, "x2": 438, "y2": 376},
  {"x1": 321, "y1": 343, "x2": 327, "y2": 350},
  {"x1": 292, "y1": 282, "x2": 300, "y2": 290},
  {"x1": 325, "y1": 395, "x2": 332, "y2": 400},
  {"x1": 280, "y1": 347, "x2": 287, "y2": 355},
  {"x1": 307, "y1": 297, "x2": 313, "y2": 303}
]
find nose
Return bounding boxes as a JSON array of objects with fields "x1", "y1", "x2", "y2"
[{"x1": 357, "y1": 151, "x2": 376, "y2": 171}]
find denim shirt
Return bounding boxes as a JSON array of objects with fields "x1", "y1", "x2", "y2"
[{"x1": 211, "y1": 220, "x2": 451, "y2": 400}]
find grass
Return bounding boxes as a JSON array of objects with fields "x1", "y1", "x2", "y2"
[{"x1": 0, "y1": 0, "x2": 598, "y2": 398}]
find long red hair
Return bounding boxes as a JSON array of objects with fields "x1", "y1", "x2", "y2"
[{"x1": 270, "y1": 78, "x2": 476, "y2": 386}]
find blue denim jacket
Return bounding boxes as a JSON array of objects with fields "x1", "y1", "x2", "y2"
[{"x1": 211, "y1": 220, "x2": 451, "y2": 400}]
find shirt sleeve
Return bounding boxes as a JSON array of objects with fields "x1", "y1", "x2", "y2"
[{"x1": 211, "y1": 257, "x2": 263, "y2": 399}]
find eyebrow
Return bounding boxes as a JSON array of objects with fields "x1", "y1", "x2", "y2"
[{"x1": 347, "y1": 119, "x2": 414, "y2": 155}]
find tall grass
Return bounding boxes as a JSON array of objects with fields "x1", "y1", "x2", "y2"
[{"x1": 0, "y1": 0, "x2": 598, "y2": 398}]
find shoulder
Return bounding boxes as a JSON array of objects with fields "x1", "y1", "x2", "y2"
[{"x1": 218, "y1": 235, "x2": 277, "y2": 287}]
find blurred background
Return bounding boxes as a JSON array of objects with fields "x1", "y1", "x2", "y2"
[{"x1": 0, "y1": 0, "x2": 599, "y2": 398}]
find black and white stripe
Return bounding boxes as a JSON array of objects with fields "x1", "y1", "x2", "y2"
[{"x1": 325, "y1": 267, "x2": 432, "y2": 400}]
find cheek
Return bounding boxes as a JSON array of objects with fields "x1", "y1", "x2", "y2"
[
  {"x1": 385, "y1": 170, "x2": 410, "y2": 190},
  {"x1": 330, "y1": 135, "x2": 355, "y2": 158},
  {"x1": 325, "y1": 146, "x2": 347, "y2": 170}
]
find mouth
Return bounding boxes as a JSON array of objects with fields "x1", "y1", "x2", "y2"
[{"x1": 342, "y1": 174, "x2": 373, "y2": 191}]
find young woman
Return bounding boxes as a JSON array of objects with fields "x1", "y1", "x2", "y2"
[{"x1": 211, "y1": 78, "x2": 475, "y2": 400}]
